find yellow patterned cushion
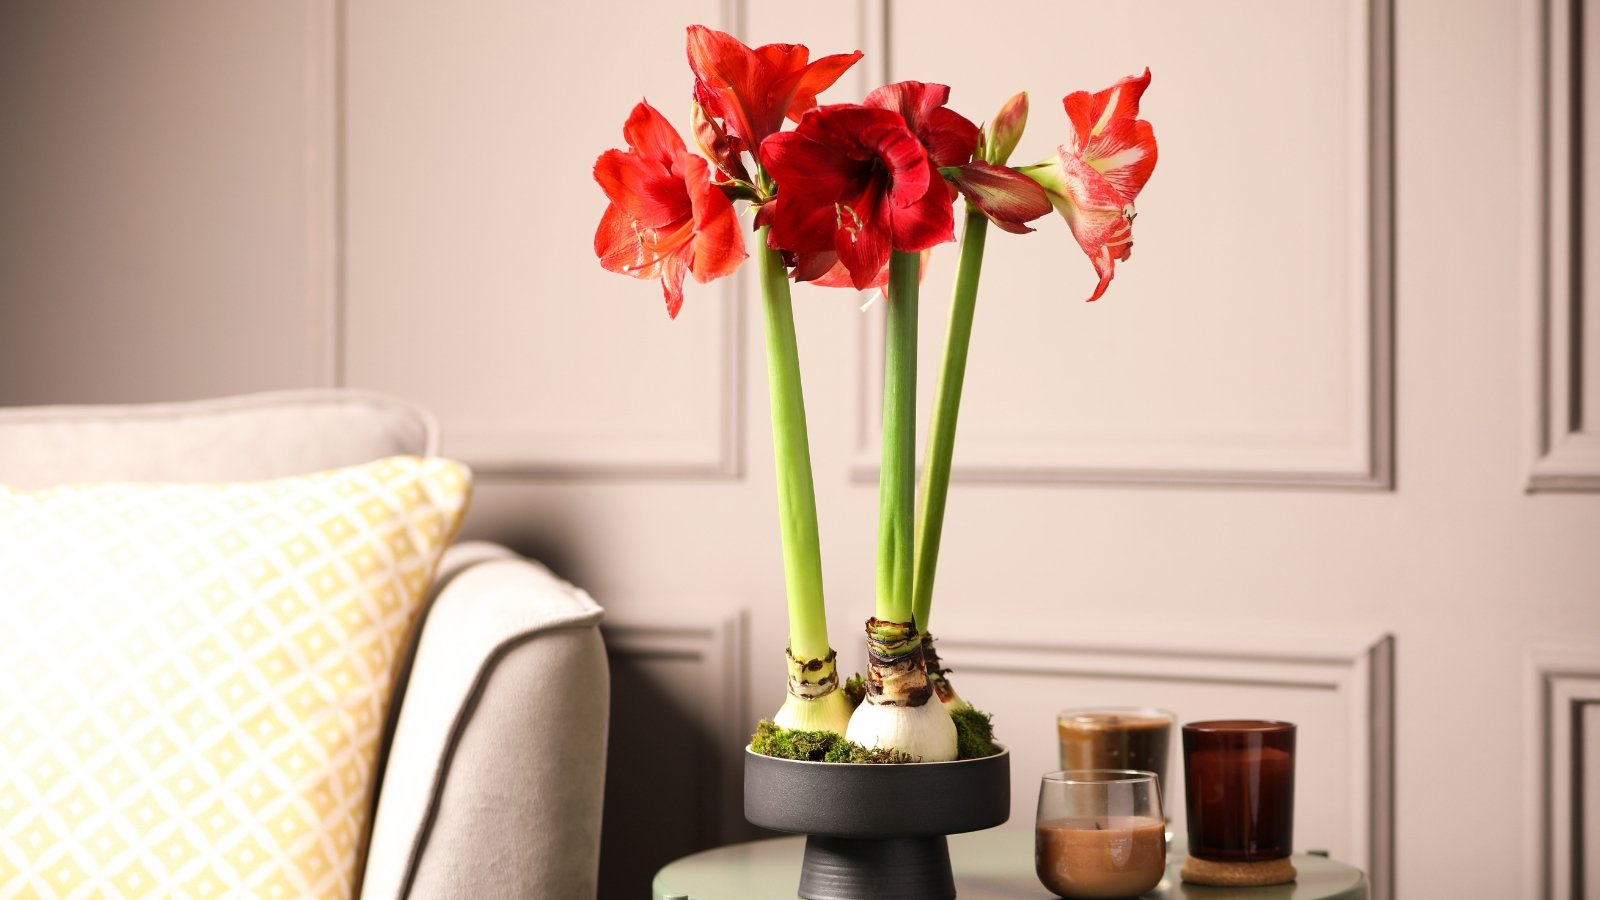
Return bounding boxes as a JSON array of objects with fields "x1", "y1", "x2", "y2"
[{"x1": 0, "y1": 456, "x2": 471, "y2": 898}]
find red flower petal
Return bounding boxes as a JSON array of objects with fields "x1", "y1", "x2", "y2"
[
  {"x1": 594, "y1": 202, "x2": 652, "y2": 277},
  {"x1": 775, "y1": 48, "x2": 865, "y2": 124},
  {"x1": 622, "y1": 99, "x2": 688, "y2": 172},
  {"x1": 687, "y1": 25, "x2": 861, "y2": 151},
  {"x1": 947, "y1": 161, "x2": 1052, "y2": 234},
  {"x1": 888, "y1": 158, "x2": 956, "y2": 251},
  {"x1": 658, "y1": 250, "x2": 691, "y2": 319},
  {"x1": 593, "y1": 148, "x2": 690, "y2": 230},
  {"x1": 1083, "y1": 117, "x2": 1158, "y2": 203},
  {"x1": 790, "y1": 250, "x2": 845, "y2": 284},
  {"x1": 1063, "y1": 68, "x2": 1151, "y2": 157},
  {"x1": 792, "y1": 249, "x2": 930, "y2": 292},
  {"x1": 864, "y1": 82, "x2": 980, "y2": 170},
  {"x1": 835, "y1": 191, "x2": 892, "y2": 289},
  {"x1": 687, "y1": 26, "x2": 765, "y2": 147},
  {"x1": 1050, "y1": 152, "x2": 1135, "y2": 302},
  {"x1": 685, "y1": 154, "x2": 747, "y2": 284}
]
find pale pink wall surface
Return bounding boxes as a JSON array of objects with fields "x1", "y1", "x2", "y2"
[{"x1": 2, "y1": 3, "x2": 1599, "y2": 899}]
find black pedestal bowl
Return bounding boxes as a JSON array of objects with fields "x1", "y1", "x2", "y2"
[{"x1": 744, "y1": 746, "x2": 1010, "y2": 900}]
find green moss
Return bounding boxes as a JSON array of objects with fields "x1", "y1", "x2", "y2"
[
  {"x1": 950, "y1": 705, "x2": 998, "y2": 760},
  {"x1": 750, "y1": 720, "x2": 914, "y2": 764},
  {"x1": 842, "y1": 674, "x2": 866, "y2": 708}
]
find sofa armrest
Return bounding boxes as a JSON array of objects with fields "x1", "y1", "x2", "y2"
[{"x1": 361, "y1": 542, "x2": 609, "y2": 899}]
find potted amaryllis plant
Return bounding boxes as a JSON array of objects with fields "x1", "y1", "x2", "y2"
[{"x1": 593, "y1": 23, "x2": 1156, "y2": 897}]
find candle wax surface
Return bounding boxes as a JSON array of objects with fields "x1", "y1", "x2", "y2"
[{"x1": 1036, "y1": 816, "x2": 1166, "y2": 899}]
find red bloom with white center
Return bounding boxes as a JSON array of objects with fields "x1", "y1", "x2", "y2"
[
  {"x1": 759, "y1": 104, "x2": 956, "y2": 291},
  {"x1": 592, "y1": 100, "x2": 747, "y2": 318},
  {"x1": 1027, "y1": 69, "x2": 1159, "y2": 301},
  {"x1": 686, "y1": 25, "x2": 863, "y2": 156}
]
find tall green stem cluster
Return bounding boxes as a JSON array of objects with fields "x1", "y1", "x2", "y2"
[
  {"x1": 757, "y1": 228, "x2": 829, "y2": 661},
  {"x1": 912, "y1": 210, "x2": 990, "y2": 634},
  {"x1": 876, "y1": 251, "x2": 922, "y2": 626}
]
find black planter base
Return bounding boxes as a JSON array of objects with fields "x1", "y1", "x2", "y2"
[
  {"x1": 798, "y1": 834, "x2": 955, "y2": 900},
  {"x1": 744, "y1": 745, "x2": 1010, "y2": 900}
]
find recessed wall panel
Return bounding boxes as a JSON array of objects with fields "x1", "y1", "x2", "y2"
[
  {"x1": 855, "y1": 0, "x2": 1391, "y2": 487},
  {"x1": 344, "y1": 0, "x2": 740, "y2": 476}
]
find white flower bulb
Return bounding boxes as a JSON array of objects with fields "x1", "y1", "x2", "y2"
[
  {"x1": 842, "y1": 618, "x2": 957, "y2": 762},
  {"x1": 846, "y1": 695, "x2": 957, "y2": 762}
]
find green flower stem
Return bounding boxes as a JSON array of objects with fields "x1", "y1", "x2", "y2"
[
  {"x1": 877, "y1": 250, "x2": 921, "y2": 625},
  {"x1": 757, "y1": 229, "x2": 829, "y2": 660},
  {"x1": 912, "y1": 208, "x2": 990, "y2": 634}
]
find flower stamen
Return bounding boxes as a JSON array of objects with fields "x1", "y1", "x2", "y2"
[{"x1": 834, "y1": 202, "x2": 865, "y2": 242}]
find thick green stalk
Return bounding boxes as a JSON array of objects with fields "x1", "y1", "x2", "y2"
[
  {"x1": 876, "y1": 250, "x2": 920, "y2": 624},
  {"x1": 758, "y1": 229, "x2": 829, "y2": 660},
  {"x1": 912, "y1": 208, "x2": 990, "y2": 634}
]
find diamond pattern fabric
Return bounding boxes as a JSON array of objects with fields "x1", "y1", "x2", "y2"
[{"x1": 0, "y1": 456, "x2": 471, "y2": 898}]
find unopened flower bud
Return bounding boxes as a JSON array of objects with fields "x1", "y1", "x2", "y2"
[
  {"x1": 692, "y1": 99, "x2": 750, "y2": 183},
  {"x1": 984, "y1": 91, "x2": 1028, "y2": 165}
]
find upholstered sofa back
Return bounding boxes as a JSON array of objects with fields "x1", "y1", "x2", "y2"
[{"x1": 0, "y1": 390, "x2": 437, "y2": 488}]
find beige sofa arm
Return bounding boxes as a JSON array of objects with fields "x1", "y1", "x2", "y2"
[{"x1": 361, "y1": 542, "x2": 609, "y2": 899}]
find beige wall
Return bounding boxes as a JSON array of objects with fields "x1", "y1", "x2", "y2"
[{"x1": 4, "y1": 2, "x2": 1600, "y2": 899}]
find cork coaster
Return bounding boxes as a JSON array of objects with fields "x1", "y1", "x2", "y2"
[{"x1": 1180, "y1": 855, "x2": 1297, "y2": 887}]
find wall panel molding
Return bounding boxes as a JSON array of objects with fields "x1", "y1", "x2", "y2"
[
  {"x1": 341, "y1": 0, "x2": 744, "y2": 481},
  {"x1": 601, "y1": 610, "x2": 750, "y2": 844},
  {"x1": 1525, "y1": 643, "x2": 1600, "y2": 900},
  {"x1": 456, "y1": 290, "x2": 745, "y2": 481},
  {"x1": 309, "y1": 0, "x2": 343, "y2": 390},
  {"x1": 852, "y1": 0, "x2": 1393, "y2": 490},
  {"x1": 1531, "y1": 0, "x2": 1600, "y2": 491},
  {"x1": 937, "y1": 628, "x2": 1394, "y2": 900}
]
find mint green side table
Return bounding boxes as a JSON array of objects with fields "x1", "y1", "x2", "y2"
[{"x1": 653, "y1": 829, "x2": 1368, "y2": 900}]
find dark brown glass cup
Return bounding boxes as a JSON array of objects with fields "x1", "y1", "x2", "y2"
[{"x1": 1182, "y1": 720, "x2": 1296, "y2": 861}]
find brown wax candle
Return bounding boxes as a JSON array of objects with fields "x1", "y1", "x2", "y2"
[
  {"x1": 1035, "y1": 816, "x2": 1167, "y2": 898},
  {"x1": 1182, "y1": 720, "x2": 1296, "y2": 862},
  {"x1": 1057, "y1": 710, "x2": 1174, "y2": 786}
]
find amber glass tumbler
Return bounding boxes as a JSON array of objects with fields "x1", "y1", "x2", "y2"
[
  {"x1": 1036, "y1": 770, "x2": 1166, "y2": 898},
  {"x1": 1181, "y1": 720, "x2": 1296, "y2": 861},
  {"x1": 1056, "y1": 708, "x2": 1175, "y2": 792}
]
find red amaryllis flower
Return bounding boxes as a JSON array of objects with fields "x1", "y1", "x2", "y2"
[
  {"x1": 866, "y1": 82, "x2": 1050, "y2": 242},
  {"x1": 1026, "y1": 69, "x2": 1158, "y2": 301},
  {"x1": 783, "y1": 82, "x2": 975, "y2": 290},
  {"x1": 760, "y1": 105, "x2": 954, "y2": 291},
  {"x1": 686, "y1": 25, "x2": 863, "y2": 155},
  {"x1": 593, "y1": 100, "x2": 747, "y2": 318}
]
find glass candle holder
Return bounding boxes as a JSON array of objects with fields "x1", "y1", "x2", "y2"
[
  {"x1": 1035, "y1": 770, "x2": 1166, "y2": 899},
  {"x1": 1057, "y1": 707, "x2": 1175, "y2": 796},
  {"x1": 1181, "y1": 720, "x2": 1296, "y2": 861}
]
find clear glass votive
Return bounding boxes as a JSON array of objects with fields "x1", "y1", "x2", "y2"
[
  {"x1": 1057, "y1": 707, "x2": 1176, "y2": 796},
  {"x1": 1035, "y1": 769, "x2": 1167, "y2": 899},
  {"x1": 1181, "y1": 720, "x2": 1296, "y2": 862}
]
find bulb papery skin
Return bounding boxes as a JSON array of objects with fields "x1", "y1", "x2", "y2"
[
  {"x1": 772, "y1": 646, "x2": 853, "y2": 734},
  {"x1": 842, "y1": 618, "x2": 957, "y2": 762},
  {"x1": 922, "y1": 634, "x2": 970, "y2": 712},
  {"x1": 930, "y1": 672, "x2": 971, "y2": 712}
]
